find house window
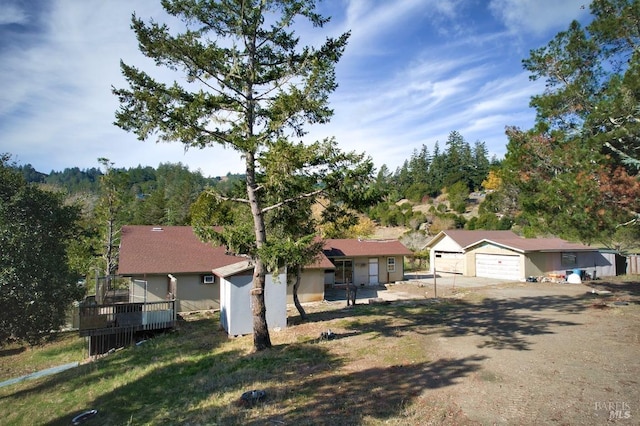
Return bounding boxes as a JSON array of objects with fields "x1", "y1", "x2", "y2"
[
  {"x1": 387, "y1": 257, "x2": 396, "y2": 273},
  {"x1": 561, "y1": 252, "x2": 577, "y2": 266},
  {"x1": 334, "y1": 259, "x2": 353, "y2": 284},
  {"x1": 201, "y1": 275, "x2": 215, "y2": 284}
]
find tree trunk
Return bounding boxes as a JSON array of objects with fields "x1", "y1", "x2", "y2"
[
  {"x1": 246, "y1": 151, "x2": 272, "y2": 351},
  {"x1": 251, "y1": 259, "x2": 271, "y2": 351},
  {"x1": 292, "y1": 264, "x2": 307, "y2": 321}
]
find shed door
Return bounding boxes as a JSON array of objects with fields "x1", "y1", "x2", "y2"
[
  {"x1": 475, "y1": 254, "x2": 520, "y2": 280},
  {"x1": 434, "y1": 251, "x2": 464, "y2": 274}
]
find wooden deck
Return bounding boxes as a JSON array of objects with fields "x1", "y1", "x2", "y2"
[{"x1": 78, "y1": 300, "x2": 176, "y2": 337}]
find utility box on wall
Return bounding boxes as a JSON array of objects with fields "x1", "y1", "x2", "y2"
[{"x1": 216, "y1": 261, "x2": 287, "y2": 336}]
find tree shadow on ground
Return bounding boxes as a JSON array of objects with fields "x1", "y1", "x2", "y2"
[
  {"x1": 215, "y1": 355, "x2": 487, "y2": 425},
  {"x1": 1, "y1": 315, "x2": 230, "y2": 423},
  {"x1": 439, "y1": 297, "x2": 581, "y2": 350},
  {"x1": 588, "y1": 278, "x2": 640, "y2": 298},
  {"x1": 302, "y1": 293, "x2": 588, "y2": 351},
  {"x1": 76, "y1": 341, "x2": 484, "y2": 425},
  {"x1": 43, "y1": 342, "x2": 344, "y2": 425},
  {"x1": 40, "y1": 347, "x2": 248, "y2": 425},
  {"x1": 0, "y1": 347, "x2": 25, "y2": 358}
]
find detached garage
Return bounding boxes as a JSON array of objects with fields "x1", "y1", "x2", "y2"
[
  {"x1": 426, "y1": 230, "x2": 521, "y2": 276},
  {"x1": 466, "y1": 236, "x2": 601, "y2": 281},
  {"x1": 426, "y1": 230, "x2": 607, "y2": 281}
]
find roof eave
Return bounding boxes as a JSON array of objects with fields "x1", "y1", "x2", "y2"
[
  {"x1": 463, "y1": 239, "x2": 526, "y2": 253},
  {"x1": 423, "y1": 231, "x2": 447, "y2": 249},
  {"x1": 212, "y1": 260, "x2": 254, "y2": 278}
]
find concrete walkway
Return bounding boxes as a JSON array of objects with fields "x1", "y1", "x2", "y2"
[
  {"x1": 0, "y1": 362, "x2": 79, "y2": 388},
  {"x1": 324, "y1": 273, "x2": 515, "y2": 304},
  {"x1": 402, "y1": 272, "x2": 515, "y2": 288}
]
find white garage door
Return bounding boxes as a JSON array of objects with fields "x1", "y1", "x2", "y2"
[
  {"x1": 475, "y1": 254, "x2": 521, "y2": 281},
  {"x1": 434, "y1": 251, "x2": 465, "y2": 274}
]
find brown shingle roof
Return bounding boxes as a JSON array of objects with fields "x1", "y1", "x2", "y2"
[
  {"x1": 117, "y1": 225, "x2": 245, "y2": 275},
  {"x1": 118, "y1": 227, "x2": 411, "y2": 276},
  {"x1": 426, "y1": 229, "x2": 595, "y2": 253},
  {"x1": 322, "y1": 239, "x2": 413, "y2": 258},
  {"x1": 467, "y1": 237, "x2": 594, "y2": 253},
  {"x1": 308, "y1": 252, "x2": 336, "y2": 269}
]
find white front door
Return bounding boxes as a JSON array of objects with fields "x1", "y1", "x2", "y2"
[{"x1": 368, "y1": 258, "x2": 379, "y2": 285}]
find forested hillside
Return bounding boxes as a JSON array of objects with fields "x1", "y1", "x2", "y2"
[
  {"x1": 13, "y1": 129, "x2": 496, "y2": 230},
  {"x1": 12, "y1": 128, "x2": 497, "y2": 237},
  {"x1": 6, "y1": 128, "x2": 499, "y2": 277},
  {"x1": 15, "y1": 161, "x2": 243, "y2": 223},
  {"x1": 367, "y1": 130, "x2": 505, "y2": 238}
]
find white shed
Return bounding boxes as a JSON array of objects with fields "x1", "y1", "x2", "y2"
[{"x1": 214, "y1": 261, "x2": 287, "y2": 336}]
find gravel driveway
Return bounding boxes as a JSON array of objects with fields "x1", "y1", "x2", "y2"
[{"x1": 323, "y1": 273, "x2": 640, "y2": 424}]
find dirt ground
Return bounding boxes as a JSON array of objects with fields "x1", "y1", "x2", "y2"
[{"x1": 314, "y1": 275, "x2": 640, "y2": 424}]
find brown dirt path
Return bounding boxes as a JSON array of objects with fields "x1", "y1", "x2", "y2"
[
  {"x1": 317, "y1": 277, "x2": 640, "y2": 424},
  {"x1": 386, "y1": 279, "x2": 640, "y2": 424}
]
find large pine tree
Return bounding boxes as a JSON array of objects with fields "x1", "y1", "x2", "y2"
[{"x1": 113, "y1": 0, "x2": 357, "y2": 350}]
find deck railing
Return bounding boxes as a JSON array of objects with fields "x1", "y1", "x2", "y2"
[{"x1": 79, "y1": 300, "x2": 176, "y2": 337}]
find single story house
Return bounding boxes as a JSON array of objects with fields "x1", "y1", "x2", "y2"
[
  {"x1": 322, "y1": 238, "x2": 413, "y2": 287},
  {"x1": 425, "y1": 230, "x2": 613, "y2": 281},
  {"x1": 117, "y1": 226, "x2": 244, "y2": 312},
  {"x1": 117, "y1": 226, "x2": 413, "y2": 313}
]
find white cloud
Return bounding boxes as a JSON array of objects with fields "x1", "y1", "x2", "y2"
[
  {"x1": 489, "y1": 0, "x2": 591, "y2": 36},
  {"x1": 342, "y1": 0, "x2": 465, "y2": 53},
  {"x1": 2, "y1": 0, "x2": 578, "y2": 176},
  {"x1": 310, "y1": 36, "x2": 546, "y2": 171},
  {"x1": 1, "y1": 1, "x2": 246, "y2": 175},
  {"x1": 0, "y1": 2, "x2": 27, "y2": 25},
  {"x1": 471, "y1": 72, "x2": 541, "y2": 114}
]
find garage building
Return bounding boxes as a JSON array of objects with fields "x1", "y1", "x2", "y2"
[{"x1": 426, "y1": 230, "x2": 611, "y2": 281}]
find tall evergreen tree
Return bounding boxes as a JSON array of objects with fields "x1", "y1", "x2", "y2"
[
  {"x1": 409, "y1": 144, "x2": 431, "y2": 185},
  {"x1": 427, "y1": 141, "x2": 445, "y2": 195},
  {"x1": 404, "y1": 144, "x2": 431, "y2": 201},
  {"x1": 471, "y1": 140, "x2": 490, "y2": 191},
  {"x1": 374, "y1": 164, "x2": 393, "y2": 201},
  {"x1": 113, "y1": 0, "x2": 356, "y2": 351},
  {"x1": 443, "y1": 131, "x2": 468, "y2": 188},
  {"x1": 394, "y1": 160, "x2": 411, "y2": 195}
]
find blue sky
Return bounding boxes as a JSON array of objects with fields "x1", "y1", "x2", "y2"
[{"x1": 1, "y1": 0, "x2": 591, "y2": 177}]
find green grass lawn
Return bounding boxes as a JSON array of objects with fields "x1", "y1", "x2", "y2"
[
  {"x1": 0, "y1": 303, "x2": 455, "y2": 425},
  {"x1": 0, "y1": 332, "x2": 86, "y2": 382}
]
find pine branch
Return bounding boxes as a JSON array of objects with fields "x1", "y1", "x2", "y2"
[{"x1": 261, "y1": 188, "x2": 324, "y2": 213}]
